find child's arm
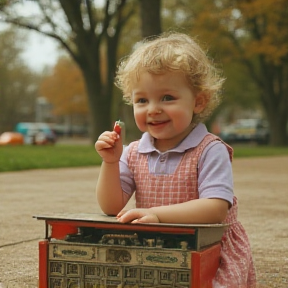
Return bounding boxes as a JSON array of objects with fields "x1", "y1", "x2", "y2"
[
  {"x1": 95, "y1": 122, "x2": 128, "y2": 215},
  {"x1": 117, "y1": 198, "x2": 229, "y2": 224}
]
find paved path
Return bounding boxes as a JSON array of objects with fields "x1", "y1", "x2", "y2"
[{"x1": 1, "y1": 156, "x2": 288, "y2": 287}]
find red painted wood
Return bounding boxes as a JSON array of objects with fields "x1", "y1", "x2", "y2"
[
  {"x1": 47, "y1": 220, "x2": 196, "y2": 236},
  {"x1": 191, "y1": 243, "x2": 221, "y2": 288},
  {"x1": 50, "y1": 222, "x2": 78, "y2": 239},
  {"x1": 38, "y1": 240, "x2": 48, "y2": 288}
]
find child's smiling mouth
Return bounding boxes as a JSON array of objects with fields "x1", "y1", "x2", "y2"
[{"x1": 148, "y1": 120, "x2": 170, "y2": 127}]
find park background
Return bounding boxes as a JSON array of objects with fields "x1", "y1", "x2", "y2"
[
  {"x1": 0, "y1": 1, "x2": 288, "y2": 287},
  {"x1": 0, "y1": 0, "x2": 287, "y2": 147}
]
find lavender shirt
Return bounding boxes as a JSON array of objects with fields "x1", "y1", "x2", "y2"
[{"x1": 119, "y1": 123, "x2": 234, "y2": 205}]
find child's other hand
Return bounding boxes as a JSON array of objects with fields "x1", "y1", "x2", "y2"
[
  {"x1": 117, "y1": 209, "x2": 160, "y2": 224},
  {"x1": 95, "y1": 130, "x2": 123, "y2": 163}
]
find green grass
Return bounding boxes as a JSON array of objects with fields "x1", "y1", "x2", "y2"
[
  {"x1": 1, "y1": 144, "x2": 288, "y2": 172},
  {"x1": 232, "y1": 145, "x2": 288, "y2": 158},
  {"x1": 0, "y1": 144, "x2": 102, "y2": 172}
]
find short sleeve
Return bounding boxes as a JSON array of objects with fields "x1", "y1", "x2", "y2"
[
  {"x1": 198, "y1": 141, "x2": 234, "y2": 206},
  {"x1": 119, "y1": 144, "x2": 136, "y2": 196}
]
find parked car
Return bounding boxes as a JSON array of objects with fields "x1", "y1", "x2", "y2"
[
  {"x1": 15, "y1": 122, "x2": 57, "y2": 145},
  {"x1": 220, "y1": 119, "x2": 270, "y2": 144},
  {"x1": 0, "y1": 132, "x2": 24, "y2": 145}
]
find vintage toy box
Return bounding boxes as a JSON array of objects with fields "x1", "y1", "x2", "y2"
[{"x1": 34, "y1": 213, "x2": 227, "y2": 288}]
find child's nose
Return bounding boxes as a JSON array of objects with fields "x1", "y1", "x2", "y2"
[{"x1": 148, "y1": 103, "x2": 162, "y2": 115}]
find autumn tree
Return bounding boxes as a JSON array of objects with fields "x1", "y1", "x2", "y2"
[
  {"x1": 182, "y1": 0, "x2": 288, "y2": 146},
  {"x1": 0, "y1": 28, "x2": 39, "y2": 133},
  {"x1": 0, "y1": 0, "x2": 136, "y2": 143},
  {"x1": 40, "y1": 57, "x2": 89, "y2": 130}
]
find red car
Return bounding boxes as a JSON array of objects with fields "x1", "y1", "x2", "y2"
[{"x1": 0, "y1": 132, "x2": 24, "y2": 145}]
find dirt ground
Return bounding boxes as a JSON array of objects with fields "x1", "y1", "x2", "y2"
[{"x1": 0, "y1": 156, "x2": 288, "y2": 288}]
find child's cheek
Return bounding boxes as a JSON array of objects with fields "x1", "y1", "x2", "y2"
[{"x1": 134, "y1": 113, "x2": 146, "y2": 132}]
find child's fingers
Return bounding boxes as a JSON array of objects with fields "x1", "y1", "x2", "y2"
[
  {"x1": 134, "y1": 214, "x2": 159, "y2": 223},
  {"x1": 98, "y1": 132, "x2": 119, "y2": 142},
  {"x1": 117, "y1": 209, "x2": 160, "y2": 224},
  {"x1": 95, "y1": 140, "x2": 114, "y2": 150},
  {"x1": 95, "y1": 133, "x2": 119, "y2": 150},
  {"x1": 117, "y1": 209, "x2": 145, "y2": 223},
  {"x1": 116, "y1": 209, "x2": 128, "y2": 218}
]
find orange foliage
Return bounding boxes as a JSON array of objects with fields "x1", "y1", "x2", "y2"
[
  {"x1": 238, "y1": 0, "x2": 288, "y2": 63},
  {"x1": 40, "y1": 57, "x2": 88, "y2": 116},
  {"x1": 190, "y1": 0, "x2": 288, "y2": 65}
]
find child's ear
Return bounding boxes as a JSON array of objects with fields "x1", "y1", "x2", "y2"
[{"x1": 193, "y1": 92, "x2": 208, "y2": 114}]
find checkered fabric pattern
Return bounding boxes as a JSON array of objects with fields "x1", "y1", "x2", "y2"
[
  {"x1": 214, "y1": 197, "x2": 257, "y2": 287},
  {"x1": 127, "y1": 133, "x2": 256, "y2": 287},
  {"x1": 129, "y1": 145, "x2": 199, "y2": 208}
]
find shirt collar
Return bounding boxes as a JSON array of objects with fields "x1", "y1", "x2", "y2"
[{"x1": 138, "y1": 123, "x2": 209, "y2": 154}]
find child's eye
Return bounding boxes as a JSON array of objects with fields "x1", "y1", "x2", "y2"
[
  {"x1": 162, "y1": 95, "x2": 174, "y2": 101},
  {"x1": 135, "y1": 98, "x2": 147, "y2": 104}
]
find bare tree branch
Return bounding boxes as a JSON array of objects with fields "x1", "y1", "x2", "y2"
[
  {"x1": 3, "y1": 17, "x2": 78, "y2": 60},
  {"x1": 85, "y1": 0, "x2": 96, "y2": 34}
]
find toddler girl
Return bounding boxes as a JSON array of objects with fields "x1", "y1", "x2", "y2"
[{"x1": 95, "y1": 32, "x2": 256, "y2": 288}]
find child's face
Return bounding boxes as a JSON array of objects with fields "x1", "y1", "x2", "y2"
[{"x1": 132, "y1": 71, "x2": 206, "y2": 151}]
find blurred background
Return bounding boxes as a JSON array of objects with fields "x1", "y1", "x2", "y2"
[{"x1": 0, "y1": 0, "x2": 287, "y2": 147}]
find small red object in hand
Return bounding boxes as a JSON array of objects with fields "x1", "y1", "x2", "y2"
[{"x1": 113, "y1": 120, "x2": 122, "y2": 135}]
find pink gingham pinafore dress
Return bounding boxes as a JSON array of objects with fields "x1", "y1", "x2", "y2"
[{"x1": 127, "y1": 134, "x2": 256, "y2": 288}]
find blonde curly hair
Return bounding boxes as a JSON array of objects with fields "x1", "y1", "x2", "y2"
[{"x1": 115, "y1": 32, "x2": 225, "y2": 123}]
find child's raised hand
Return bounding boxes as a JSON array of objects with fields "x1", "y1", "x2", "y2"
[
  {"x1": 117, "y1": 208, "x2": 160, "y2": 224},
  {"x1": 95, "y1": 129, "x2": 123, "y2": 164}
]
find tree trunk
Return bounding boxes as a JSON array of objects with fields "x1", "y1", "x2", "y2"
[
  {"x1": 71, "y1": 1, "x2": 129, "y2": 144},
  {"x1": 81, "y1": 65, "x2": 113, "y2": 144},
  {"x1": 264, "y1": 91, "x2": 288, "y2": 146},
  {"x1": 259, "y1": 60, "x2": 288, "y2": 146},
  {"x1": 139, "y1": 0, "x2": 162, "y2": 38},
  {"x1": 268, "y1": 114, "x2": 287, "y2": 146}
]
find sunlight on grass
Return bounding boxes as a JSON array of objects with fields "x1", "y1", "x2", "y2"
[
  {"x1": 0, "y1": 144, "x2": 102, "y2": 172},
  {"x1": 1, "y1": 143, "x2": 288, "y2": 172}
]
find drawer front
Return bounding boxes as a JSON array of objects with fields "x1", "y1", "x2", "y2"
[{"x1": 49, "y1": 242, "x2": 191, "y2": 269}]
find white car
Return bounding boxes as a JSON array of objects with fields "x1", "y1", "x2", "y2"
[{"x1": 220, "y1": 119, "x2": 270, "y2": 144}]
